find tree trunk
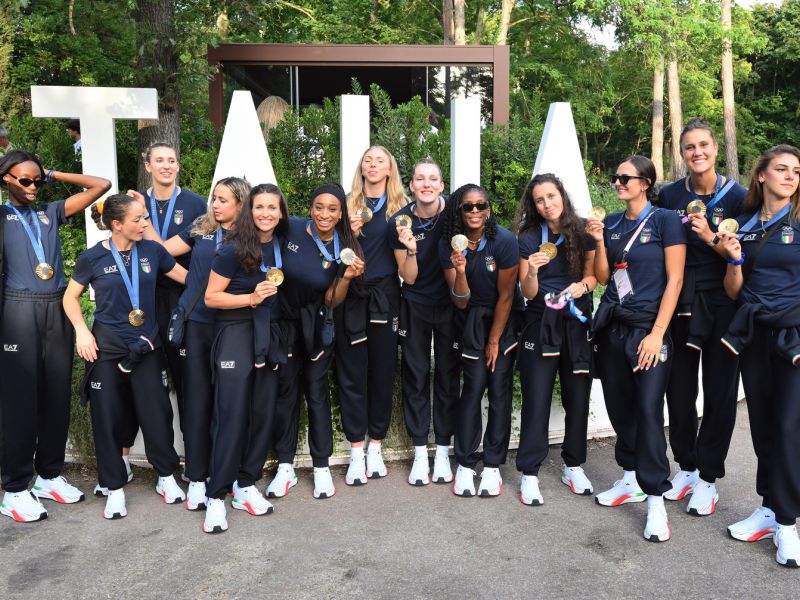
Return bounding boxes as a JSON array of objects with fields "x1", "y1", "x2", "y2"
[
  {"x1": 652, "y1": 56, "x2": 665, "y2": 183},
  {"x1": 454, "y1": 0, "x2": 466, "y2": 45},
  {"x1": 721, "y1": 0, "x2": 739, "y2": 181},
  {"x1": 667, "y1": 58, "x2": 684, "y2": 180},
  {"x1": 68, "y1": 0, "x2": 76, "y2": 35},
  {"x1": 135, "y1": 0, "x2": 180, "y2": 191},
  {"x1": 370, "y1": 0, "x2": 381, "y2": 24},
  {"x1": 497, "y1": 0, "x2": 513, "y2": 45},
  {"x1": 474, "y1": 3, "x2": 485, "y2": 45},
  {"x1": 442, "y1": 0, "x2": 454, "y2": 45}
]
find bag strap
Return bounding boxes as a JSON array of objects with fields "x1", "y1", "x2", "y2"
[
  {"x1": 742, "y1": 215, "x2": 788, "y2": 279},
  {"x1": 182, "y1": 274, "x2": 209, "y2": 322},
  {"x1": 608, "y1": 208, "x2": 657, "y2": 268}
]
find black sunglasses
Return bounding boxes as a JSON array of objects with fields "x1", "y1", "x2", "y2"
[
  {"x1": 7, "y1": 173, "x2": 46, "y2": 189},
  {"x1": 461, "y1": 201, "x2": 490, "y2": 213},
  {"x1": 610, "y1": 174, "x2": 647, "y2": 185}
]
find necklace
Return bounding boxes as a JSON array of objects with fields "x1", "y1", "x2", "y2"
[
  {"x1": 118, "y1": 249, "x2": 132, "y2": 267},
  {"x1": 413, "y1": 198, "x2": 443, "y2": 231}
]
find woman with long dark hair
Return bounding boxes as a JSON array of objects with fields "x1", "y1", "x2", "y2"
[
  {"x1": 202, "y1": 183, "x2": 289, "y2": 533},
  {"x1": 719, "y1": 145, "x2": 800, "y2": 567},
  {"x1": 657, "y1": 118, "x2": 747, "y2": 515},
  {"x1": 267, "y1": 183, "x2": 364, "y2": 499},
  {"x1": 337, "y1": 146, "x2": 408, "y2": 485},
  {"x1": 586, "y1": 155, "x2": 685, "y2": 542},
  {"x1": 440, "y1": 183, "x2": 521, "y2": 498},
  {"x1": 63, "y1": 194, "x2": 187, "y2": 520},
  {"x1": 0, "y1": 150, "x2": 109, "y2": 522},
  {"x1": 516, "y1": 174, "x2": 597, "y2": 505}
]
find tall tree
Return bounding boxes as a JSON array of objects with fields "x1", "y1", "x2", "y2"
[
  {"x1": 667, "y1": 57, "x2": 684, "y2": 179},
  {"x1": 443, "y1": 0, "x2": 454, "y2": 44},
  {"x1": 497, "y1": 0, "x2": 513, "y2": 45},
  {"x1": 652, "y1": 55, "x2": 665, "y2": 182},
  {"x1": 454, "y1": 0, "x2": 466, "y2": 44},
  {"x1": 721, "y1": 0, "x2": 739, "y2": 180}
]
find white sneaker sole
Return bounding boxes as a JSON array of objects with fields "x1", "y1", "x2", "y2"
[
  {"x1": 433, "y1": 473, "x2": 454, "y2": 484},
  {"x1": 664, "y1": 484, "x2": 695, "y2": 501},
  {"x1": 478, "y1": 484, "x2": 502, "y2": 498},
  {"x1": 687, "y1": 493, "x2": 718, "y2": 516},
  {"x1": 203, "y1": 521, "x2": 228, "y2": 534},
  {"x1": 157, "y1": 490, "x2": 184, "y2": 504},
  {"x1": 231, "y1": 498, "x2": 274, "y2": 516},
  {"x1": 266, "y1": 477, "x2": 298, "y2": 498},
  {"x1": 775, "y1": 538, "x2": 800, "y2": 568},
  {"x1": 560, "y1": 475, "x2": 592, "y2": 496},
  {"x1": 31, "y1": 488, "x2": 85, "y2": 504},
  {"x1": 644, "y1": 525, "x2": 671, "y2": 542},
  {"x1": 408, "y1": 473, "x2": 430, "y2": 486},
  {"x1": 0, "y1": 506, "x2": 48, "y2": 523},
  {"x1": 367, "y1": 468, "x2": 388, "y2": 479},
  {"x1": 185, "y1": 498, "x2": 207, "y2": 511},
  {"x1": 313, "y1": 485, "x2": 336, "y2": 499},
  {"x1": 103, "y1": 508, "x2": 127, "y2": 520},
  {"x1": 452, "y1": 484, "x2": 475, "y2": 497},
  {"x1": 519, "y1": 493, "x2": 543, "y2": 506},
  {"x1": 595, "y1": 492, "x2": 647, "y2": 507},
  {"x1": 728, "y1": 527, "x2": 776, "y2": 542}
]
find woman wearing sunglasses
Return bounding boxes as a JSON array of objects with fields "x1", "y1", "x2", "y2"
[
  {"x1": 656, "y1": 119, "x2": 747, "y2": 516},
  {"x1": 0, "y1": 150, "x2": 110, "y2": 523},
  {"x1": 336, "y1": 146, "x2": 407, "y2": 486},
  {"x1": 516, "y1": 174, "x2": 597, "y2": 506},
  {"x1": 440, "y1": 184, "x2": 521, "y2": 498},
  {"x1": 388, "y1": 158, "x2": 460, "y2": 486},
  {"x1": 586, "y1": 156, "x2": 685, "y2": 542}
]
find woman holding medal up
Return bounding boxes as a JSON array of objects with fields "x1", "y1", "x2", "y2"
[
  {"x1": 388, "y1": 158, "x2": 460, "y2": 487},
  {"x1": 516, "y1": 174, "x2": 597, "y2": 506},
  {"x1": 266, "y1": 183, "x2": 364, "y2": 500},
  {"x1": 440, "y1": 184, "x2": 521, "y2": 498},
  {"x1": 337, "y1": 146, "x2": 407, "y2": 486},
  {"x1": 0, "y1": 150, "x2": 110, "y2": 523},
  {"x1": 586, "y1": 156, "x2": 685, "y2": 542},
  {"x1": 718, "y1": 145, "x2": 800, "y2": 567},
  {"x1": 63, "y1": 194, "x2": 187, "y2": 520},
  {"x1": 656, "y1": 119, "x2": 747, "y2": 515},
  {"x1": 202, "y1": 183, "x2": 289, "y2": 534}
]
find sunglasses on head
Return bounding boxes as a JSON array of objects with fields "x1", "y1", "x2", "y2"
[
  {"x1": 7, "y1": 173, "x2": 46, "y2": 189},
  {"x1": 461, "y1": 201, "x2": 490, "y2": 213},
  {"x1": 610, "y1": 174, "x2": 647, "y2": 185}
]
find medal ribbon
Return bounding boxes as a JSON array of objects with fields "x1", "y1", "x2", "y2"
[
  {"x1": 367, "y1": 193, "x2": 387, "y2": 214},
  {"x1": 215, "y1": 227, "x2": 224, "y2": 250},
  {"x1": 737, "y1": 203, "x2": 791, "y2": 239},
  {"x1": 308, "y1": 220, "x2": 341, "y2": 263},
  {"x1": 109, "y1": 240, "x2": 140, "y2": 312},
  {"x1": 606, "y1": 201, "x2": 653, "y2": 231},
  {"x1": 544, "y1": 291, "x2": 588, "y2": 323},
  {"x1": 6, "y1": 203, "x2": 47, "y2": 266},
  {"x1": 541, "y1": 223, "x2": 564, "y2": 247},
  {"x1": 688, "y1": 174, "x2": 736, "y2": 211},
  {"x1": 148, "y1": 186, "x2": 179, "y2": 240},
  {"x1": 259, "y1": 238, "x2": 284, "y2": 274}
]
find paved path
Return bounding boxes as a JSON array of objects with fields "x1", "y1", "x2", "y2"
[{"x1": 1, "y1": 402, "x2": 798, "y2": 599}]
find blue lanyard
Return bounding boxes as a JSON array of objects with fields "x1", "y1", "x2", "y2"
[
  {"x1": 367, "y1": 193, "x2": 387, "y2": 214},
  {"x1": 259, "y1": 238, "x2": 283, "y2": 273},
  {"x1": 215, "y1": 227, "x2": 223, "y2": 250},
  {"x1": 109, "y1": 240, "x2": 140, "y2": 311},
  {"x1": 541, "y1": 223, "x2": 564, "y2": 247},
  {"x1": 607, "y1": 202, "x2": 653, "y2": 231},
  {"x1": 738, "y1": 204, "x2": 791, "y2": 239},
  {"x1": 5, "y1": 202, "x2": 46, "y2": 264},
  {"x1": 149, "y1": 186, "x2": 179, "y2": 240},
  {"x1": 308, "y1": 220, "x2": 341, "y2": 263},
  {"x1": 687, "y1": 174, "x2": 735, "y2": 211}
]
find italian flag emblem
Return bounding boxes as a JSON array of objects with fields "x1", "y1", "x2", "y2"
[
  {"x1": 141, "y1": 261, "x2": 151, "y2": 274},
  {"x1": 322, "y1": 257, "x2": 332, "y2": 269},
  {"x1": 782, "y1": 229, "x2": 794, "y2": 244},
  {"x1": 486, "y1": 262, "x2": 496, "y2": 272}
]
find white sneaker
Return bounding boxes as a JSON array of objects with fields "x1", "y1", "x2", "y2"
[
  {"x1": 408, "y1": 447, "x2": 430, "y2": 486},
  {"x1": 203, "y1": 498, "x2": 228, "y2": 534},
  {"x1": 345, "y1": 447, "x2": 367, "y2": 486},
  {"x1": 453, "y1": 465, "x2": 476, "y2": 497},
  {"x1": 728, "y1": 507, "x2": 777, "y2": 542},
  {"x1": 185, "y1": 481, "x2": 207, "y2": 511},
  {"x1": 31, "y1": 475, "x2": 85, "y2": 504},
  {"x1": 519, "y1": 475, "x2": 544, "y2": 506},
  {"x1": 156, "y1": 475, "x2": 186, "y2": 504},
  {"x1": 664, "y1": 469, "x2": 699, "y2": 501},
  {"x1": 478, "y1": 467, "x2": 502, "y2": 497},
  {"x1": 266, "y1": 463, "x2": 298, "y2": 498},
  {"x1": 0, "y1": 491, "x2": 48, "y2": 523},
  {"x1": 775, "y1": 524, "x2": 800, "y2": 568},
  {"x1": 232, "y1": 481, "x2": 274, "y2": 516},
  {"x1": 644, "y1": 497, "x2": 671, "y2": 542},
  {"x1": 561, "y1": 465, "x2": 593, "y2": 495},
  {"x1": 313, "y1": 467, "x2": 336, "y2": 499},
  {"x1": 595, "y1": 476, "x2": 647, "y2": 507},
  {"x1": 122, "y1": 456, "x2": 134, "y2": 482},
  {"x1": 686, "y1": 479, "x2": 718, "y2": 516},
  {"x1": 103, "y1": 489, "x2": 127, "y2": 520},
  {"x1": 366, "y1": 443, "x2": 388, "y2": 478},
  {"x1": 432, "y1": 445, "x2": 453, "y2": 484}
]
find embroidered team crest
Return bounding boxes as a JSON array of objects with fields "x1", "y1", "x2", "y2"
[
  {"x1": 173, "y1": 210, "x2": 184, "y2": 225},
  {"x1": 712, "y1": 208, "x2": 724, "y2": 226},
  {"x1": 485, "y1": 256, "x2": 496, "y2": 272},
  {"x1": 781, "y1": 226, "x2": 794, "y2": 244},
  {"x1": 37, "y1": 212, "x2": 50, "y2": 226},
  {"x1": 140, "y1": 258, "x2": 151, "y2": 274},
  {"x1": 639, "y1": 229, "x2": 651, "y2": 243},
  {"x1": 322, "y1": 257, "x2": 332, "y2": 269}
]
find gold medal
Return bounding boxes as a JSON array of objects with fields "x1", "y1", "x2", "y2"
[
  {"x1": 451, "y1": 234, "x2": 469, "y2": 252},
  {"x1": 35, "y1": 262, "x2": 54, "y2": 280},
  {"x1": 589, "y1": 206, "x2": 606, "y2": 220},
  {"x1": 358, "y1": 207, "x2": 373, "y2": 223},
  {"x1": 128, "y1": 309, "x2": 145, "y2": 327},
  {"x1": 686, "y1": 200, "x2": 707, "y2": 217},
  {"x1": 396, "y1": 214, "x2": 412, "y2": 229},
  {"x1": 718, "y1": 218, "x2": 740, "y2": 234},
  {"x1": 340, "y1": 248, "x2": 357, "y2": 266},
  {"x1": 265, "y1": 268, "x2": 284, "y2": 286},
  {"x1": 539, "y1": 242, "x2": 558, "y2": 260}
]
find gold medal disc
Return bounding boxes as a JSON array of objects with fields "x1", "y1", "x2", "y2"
[
  {"x1": 340, "y1": 248, "x2": 357, "y2": 266},
  {"x1": 129, "y1": 309, "x2": 145, "y2": 327},
  {"x1": 686, "y1": 200, "x2": 707, "y2": 217},
  {"x1": 539, "y1": 242, "x2": 558, "y2": 260},
  {"x1": 265, "y1": 268, "x2": 284, "y2": 286},
  {"x1": 35, "y1": 262, "x2": 54, "y2": 280},
  {"x1": 396, "y1": 214, "x2": 412, "y2": 229},
  {"x1": 451, "y1": 234, "x2": 469, "y2": 252},
  {"x1": 358, "y1": 208, "x2": 373, "y2": 223},
  {"x1": 589, "y1": 206, "x2": 606, "y2": 220},
  {"x1": 718, "y1": 218, "x2": 740, "y2": 234}
]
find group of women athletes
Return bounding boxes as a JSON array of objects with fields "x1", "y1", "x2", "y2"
[{"x1": 1, "y1": 118, "x2": 799, "y2": 567}]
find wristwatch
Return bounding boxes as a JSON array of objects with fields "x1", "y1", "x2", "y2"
[{"x1": 707, "y1": 235, "x2": 720, "y2": 247}]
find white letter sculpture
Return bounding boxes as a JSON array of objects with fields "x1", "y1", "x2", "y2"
[
  {"x1": 340, "y1": 95, "x2": 371, "y2": 193},
  {"x1": 450, "y1": 97, "x2": 481, "y2": 191}
]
